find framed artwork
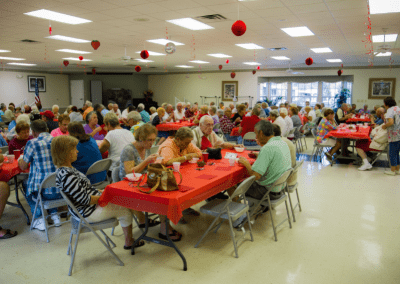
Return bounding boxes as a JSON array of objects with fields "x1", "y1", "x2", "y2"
[
  {"x1": 28, "y1": 76, "x2": 46, "y2": 92},
  {"x1": 222, "y1": 81, "x2": 238, "y2": 101},
  {"x1": 368, "y1": 78, "x2": 396, "y2": 99}
]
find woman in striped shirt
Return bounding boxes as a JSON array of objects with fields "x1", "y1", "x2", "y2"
[{"x1": 52, "y1": 135, "x2": 145, "y2": 250}]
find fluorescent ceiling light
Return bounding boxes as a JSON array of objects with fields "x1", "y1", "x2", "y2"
[
  {"x1": 47, "y1": 35, "x2": 90, "y2": 43},
  {"x1": 63, "y1": 57, "x2": 92, "y2": 62},
  {"x1": 372, "y1": 34, "x2": 398, "y2": 42},
  {"x1": 369, "y1": 0, "x2": 400, "y2": 14},
  {"x1": 243, "y1": 62, "x2": 261, "y2": 65},
  {"x1": 175, "y1": 65, "x2": 194, "y2": 68},
  {"x1": 207, "y1": 53, "x2": 232, "y2": 58},
  {"x1": 189, "y1": 60, "x2": 209, "y2": 64},
  {"x1": 311, "y1": 47, "x2": 332, "y2": 53},
  {"x1": 0, "y1": 56, "x2": 25, "y2": 61},
  {"x1": 147, "y1": 39, "x2": 184, "y2": 46},
  {"x1": 0, "y1": 50, "x2": 11, "y2": 53},
  {"x1": 166, "y1": 18, "x2": 214, "y2": 30},
  {"x1": 281, "y1": 26, "x2": 314, "y2": 37},
  {"x1": 7, "y1": 63, "x2": 37, "y2": 66},
  {"x1": 376, "y1": 52, "x2": 392, "y2": 56},
  {"x1": 56, "y1": 49, "x2": 92, "y2": 54},
  {"x1": 271, "y1": 56, "x2": 290, "y2": 60},
  {"x1": 236, "y1": 43, "x2": 264, "y2": 50},
  {"x1": 135, "y1": 51, "x2": 165, "y2": 56},
  {"x1": 24, "y1": 9, "x2": 91, "y2": 25},
  {"x1": 135, "y1": 59, "x2": 154, "y2": 62},
  {"x1": 326, "y1": 59, "x2": 342, "y2": 63}
]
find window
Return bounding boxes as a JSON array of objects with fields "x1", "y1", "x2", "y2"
[
  {"x1": 291, "y1": 82, "x2": 318, "y2": 107},
  {"x1": 344, "y1": 82, "x2": 352, "y2": 105},
  {"x1": 270, "y1": 82, "x2": 288, "y2": 105},
  {"x1": 322, "y1": 82, "x2": 343, "y2": 108},
  {"x1": 259, "y1": 82, "x2": 268, "y2": 102}
]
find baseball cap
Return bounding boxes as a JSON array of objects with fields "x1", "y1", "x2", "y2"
[{"x1": 40, "y1": 110, "x2": 55, "y2": 119}]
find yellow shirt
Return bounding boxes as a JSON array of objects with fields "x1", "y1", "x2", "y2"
[{"x1": 83, "y1": 107, "x2": 94, "y2": 120}]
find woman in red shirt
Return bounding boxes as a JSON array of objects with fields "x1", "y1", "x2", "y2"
[
  {"x1": 193, "y1": 105, "x2": 209, "y2": 125},
  {"x1": 8, "y1": 121, "x2": 33, "y2": 154}
]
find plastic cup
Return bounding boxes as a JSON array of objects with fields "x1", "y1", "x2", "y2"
[
  {"x1": 202, "y1": 152, "x2": 209, "y2": 163},
  {"x1": 13, "y1": 150, "x2": 21, "y2": 160},
  {"x1": 7, "y1": 155, "x2": 15, "y2": 163},
  {"x1": 229, "y1": 158, "x2": 235, "y2": 166},
  {"x1": 173, "y1": 162, "x2": 181, "y2": 172}
]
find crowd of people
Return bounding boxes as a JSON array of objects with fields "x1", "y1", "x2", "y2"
[{"x1": 0, "y1": 96, "x2": 399, "y2": 243}]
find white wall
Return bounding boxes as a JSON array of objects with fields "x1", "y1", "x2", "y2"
[
  {"x1": 0, "y1": 71, "x2": 70, "y2": 108},
  {"x1": 148, "y1": 68, "x2": 400, "y2": 108}
]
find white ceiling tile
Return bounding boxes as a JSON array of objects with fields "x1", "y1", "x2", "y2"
[
  {"x1": 76, "y1": 12, "x2": 115, "y2": 22},
  {"x1": 11, "y1": 0, "x2": 62, "y2": 9},
  {"x1": 192, "y1": 0, "x2": 236, "y2": 5},
  {"x1": 98, "y1": 8, "x2": 141, "y2": 18},
  {"x1": 280, "y1": 0, "x2": 324, "y2": 5},
  {"x1": 157, "y1": 0, "x2": 202, "y2": 10},
  {"x1": 126, "y1": 3, "x2": 170, "y2": 14},
  {"x1": 101, "y1": 0, "x2": 149, "y2": 6},
  {"x1": 150, "y1": 11, "x2": 186, "y2": 21},
  {"x1": 291, "y1": 3, "x2": 329, "y2": 14},
  {"x1": 326, "y1": 0, "x2": 366, "y2": 11},
  {"x1": 240, "y1": 0, "x2": 285, "y2": 10},
  {"x1": 74, "y1": 0, "x2": 119, "y2": 12},
  {"x1": 45, "y1": 4, "x2": 94, "y2": 16},
  {"x1": 222, "y1": 10, "x2": 261, "y2": 21},
  {"x1": 97, "y1": 19, "x2": 135, "y2": 27},
  {"x1": 208, "y1": 3, "x2": 250, "y2": 14},
  {"x1": 254, "y1": 7, "x2": 295, "y2": 18},
  {"x1": 176, "y1": 7, "x2": 218, "y2": 18}
]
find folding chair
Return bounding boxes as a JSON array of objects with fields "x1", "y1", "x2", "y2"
[
  {"x1": 286, "y1": 128, "x2": 296, "y2": 139},
  {"x1": 85, "y1": 158, "x2": 112, "y2": 189},
  {"x1": 286, "y1": 160, "x2": 304, "y2": 222},
  {"x1": 30, "y1": 173, "x2": 70, "y2": 243},
  {"x1": 310, "y1": 128, "x2": 331, "y2": 162},
  {"x1": 243, "y1": 132, "x2": 261, "y2": 151},
  {"x1": 299, "y1": 124, "x2": 308, "y2": 151},
  {"x1": 246, "y1": 169, "x2": 293, "y2": 242},
  {"x1": 60, "y1": 191, "x2": 124, "y2": 276},
  {"x1": 370, "y1": 144, "x2": 390, "y2": 168},
  {"x1": 195, "y1": 176, "x2": 256, "y2": 258}
]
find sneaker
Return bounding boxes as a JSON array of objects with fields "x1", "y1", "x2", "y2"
[
  {"x1": 324, "y1": 152, "x2": 333, "y2": 161},
  {"x1": 51, "y1": 213, "x2": 62, "y2": 227},
  {"x1": 384, "y1": 171, "x2": 396, "y2": 176},
  {"x1": 358, "y1": 163, "x2": 372, "y2": 171},
  {"x1": 32, "y1": 219, "x2": 46, "y2": 231}
]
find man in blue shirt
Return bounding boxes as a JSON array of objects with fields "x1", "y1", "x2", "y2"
[
  {"x1": 374, "y1": 107, "x2": 385, "y2": 125},
  {"x1": 137, "y1": 104, "x2": 150, "y2": 123}
]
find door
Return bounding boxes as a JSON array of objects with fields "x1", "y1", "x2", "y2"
[{"x1": 70, "y1": 80, "x2": 84, "y2": 108}]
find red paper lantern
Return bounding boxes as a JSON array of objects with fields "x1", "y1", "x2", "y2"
[
  {"x1": 92, "y1": 68, "x2": 96, "y2": 75},
  {"x1": 79, "y1": 56, "x2": 83, "y2": 61},
  {"x1": 305, "y1": 57, "x2": 313, "y2": 66},
  {"x1": 49, "y1": 26, "x2": 52, "y2": 35},
  {"x1": 63, "y1": 60, "x2": 69, "y2": 67},
  {"x1": 218, "y1": 65, "x2": 223, "y2": 70},
  {"x1": 231, "y1": 20, "x2": 246, "y2": 36},
  {"x1": 140, "y1": 50, "x2": 149, "y2": 59},
  {"x1": 257, "y1": 66, "x2": 260, "y2": 70},
  {"x1": 91, "y1": 40, "x2": 100, "y2": 50},
  {"x1": 252, "y1": 70, "x2": 256, "y2": 75},
  {"x1": 226, "y1": 60, "x2": 229, "y2": 64},
  {"x1": 337, "y1": 69, "x2": 343, "y2": 76},
  {"x1": 230, "y1": 72, "x2": 236, "y2": 79},
  {"x1": 135, "y1": 65, "x2": 142, "y2": 72}
]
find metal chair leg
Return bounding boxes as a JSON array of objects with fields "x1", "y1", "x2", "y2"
[
  {"x1": 195, "y1": 214, "x2": 223, "y2": 248},
  {"x1": 286, "y1": 189, "x2": 296, "y2": 222},
  {"x1": 284, "y1": 200, "x2": 292, "y2": 229},
  {"x1": 227, "y1": 215, "x2": 239, "y2": 258},
  {"x1": 267, "y1": 197, "x2": 277, "y2": 242},
  {"x1": 68, "y1": 224, "x2": 81, "y2": 276},
  {"x1": 295, "y1": 188, "x2": 302, "y2": 212}
]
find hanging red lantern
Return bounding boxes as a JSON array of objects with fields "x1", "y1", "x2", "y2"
[
  {"x1": 63, "y1": 60, "x2": 69, "y2": 67},
  {"x1": 257, "y1": 66, "x2": 260, "y2": 70},
  {"x1": 92, "y1": 68, "x2": 96, "y2": 75},
  {"x1": 252, "y1": 70, "x2": 256, "y2": 75},
  {"x1": 91, "y1": 40, "x2": 100, "y2": 50},
  {"x1": 230, "y1": 72, "x2": 236, "y2": 79},
  {"x1": 79, "y1": 56, "x2": 83, "y2": 61},
  {"x1": 226, "y1": 60, "x2": 229, "y2": 64},
  {"x1": 140, "y1": 50, "x2": 149, "y2": 59},
  {"x1": 218, "y1": 65, "x2": 223, "y2": 70},
  {"x1": 305, "y1": 57, "x2": 313, "y2": 66},
  {"x1": 135, "y1": 65, "x2": 142, "y2": 72},
  {"x1": 337, "y1": 69, "x2": 343, "y2": 76},
  {"x1": 231, "y1": 20, "x2": 247, "y2": 36}
]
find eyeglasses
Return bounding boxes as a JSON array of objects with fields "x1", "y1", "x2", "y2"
[{"x1": 204, "y1": 123, "x2": 214, "y2": 128}]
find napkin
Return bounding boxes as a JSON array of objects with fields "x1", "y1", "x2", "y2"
[{"x1": 196, "y1": 174, "x2": 217, "y2": 180}]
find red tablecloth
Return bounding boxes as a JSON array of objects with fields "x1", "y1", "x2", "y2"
[
  {"x1": 98, "y1": 149, "x2": 253, "y2": 224},
  {"x1": 0, "y1": 160, "x2": 24, "y2": 182},
  {"x1": 325, "y1": 127, "x2": 371, "y2": 141},
  {"x1": 346, "y1": 118, "x2": 371, "y2": 123},
  {"x1": 156, "y1": 121, "x2": 195, "y2": 131}
]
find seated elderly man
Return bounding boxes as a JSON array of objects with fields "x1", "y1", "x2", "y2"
[
  {"x1": 41, "y1": 110, "x2": 58, "y2": 133},
  {"x1": 229, "y1": 103, "x2": 237, "y2": 114},
  {"x1": 52, "y1": 105, "x2": 60, "y2": 119},
  {"x1": 111, "y1": 104, "x2": 122, "y2": 119},
  {"x1": 127, "y1": 111, "x2": 145, "y2": 134},
  {"x1": 238, "y1": 120, "x2": 291, "y2": 203},
  {"x1": 162, "y1": 104, "x2": 175, "y2": 122},
  {"x1": 300, "y1": 101, "x2": 310, "y2": 115},
  {"x1": 372, "y1": 107, "x2": 385, "y2": 125},
  {"x1": 279, "y1": 107, "x2": 293, "y2": 137},
  {"x1": 218, "y1": 108, "x2": 237, "y2": 142},
  {"x1": 137, "y1": 103, "x2": 150, "y2": 123},
  {"x1": 238, "y1": 107, "x2": 261, "y2": 145},
  {"x1": 335, "y1": 103, "x2": 352, "y2": 123},
  {"x1": 314, "y1": 104, "x2": 322, "y2": 118},
  {"x1": 192, "y1": 116, "x2": 237, "y2": 150},
  {"x1": 19, "y1": 120, "x2": 61, "y2": 231},
  {"x1": 174, "y1": 102, "x2": 186, "y2": 121},
  {"x1": 269, "y1": 110, "x2": 287, "y2": 138}
]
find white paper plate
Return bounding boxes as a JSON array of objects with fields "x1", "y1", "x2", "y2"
[{"x1": 125, "y1": 173, "x2": 142, "y2": 181}]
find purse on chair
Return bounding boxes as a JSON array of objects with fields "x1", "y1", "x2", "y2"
[{"x1": 137, "y1": 164, "x2": 182, "y2": 194}]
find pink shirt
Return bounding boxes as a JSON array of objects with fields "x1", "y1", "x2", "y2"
[{"x1": 51, "y1": 128, "x2": 69, "y2": 137}]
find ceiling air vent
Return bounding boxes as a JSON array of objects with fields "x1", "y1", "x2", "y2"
[
  {"x1": 196, "y1": 14, "x2": 227, "y2": 23},
  {"x1": 268, "y1": 47, "x2": 287, "y2": 51},
  {"x1": 20, "y1": 39, "x2": 40, "y2": 43}
]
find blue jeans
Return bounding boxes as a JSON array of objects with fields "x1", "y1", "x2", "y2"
[
  {"x1": 388, "y1": 140, "x2": 400, "y2": 166},
  {"x1": 158, "y1": 131, "x2": 169, "y2": 138},
  {"x1": 237, "y1": 136, "x2": 258, "y2": 146},
  {"x1": 224, "y1": 133, "x2": 238, "y2": 142},
  {"x1": 26, "y1": 191, "x2": 63, "y2": 219}
]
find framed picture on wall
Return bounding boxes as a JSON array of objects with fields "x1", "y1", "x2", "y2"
[
  {"x1": 28, "y1": 76, "x2": 46, "y2": 92},
  {"x1": 368, "y1": 78, "x2": 396, "y2": 99},
  {"x1": 222, "y1": 81, "x2": 238, "y2": 101}
]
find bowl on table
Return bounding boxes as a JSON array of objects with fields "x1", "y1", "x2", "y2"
[
  {"x1": 189, "y1": 158, "x2": 199, "y2": 163},
  {"x1": 234, "y1": 147, "x2": 244, "y2": 153},
  {"x1": 125, "y1": 173, "x2": 142, "y2": 181}
]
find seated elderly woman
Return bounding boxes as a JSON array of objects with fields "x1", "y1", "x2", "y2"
[
  {"x1": 8, "y1": 121, "x2": 33, "y2": 154},
  {"x1": 126, "y1": 111, "x2": 145, "y2": 134},
  {"x1": 237, "y1": 107, "x2": 261, "y2": 145},
  {"x1": 193, "y1": 105, "x2": 209, "y2": 125},
  {"x1": 151, "y1": 107, "x2": 169, "y2": 145},
  {"x1": 6, "y1": 113, "x2": 32, "y2": 141},
  {"x1": 69, "y1": 106, "x2": 83, "y2": 122},
  {"x1": 316, "y1": 109, "x2": 341, "y2": 161},
  {"x1": 231, "y1": 104, "x2": 246, "y2": 125},
  {"x1": 314, "y1": 104, "x2": 322, "y2": 118},
  {"x1": 52, "y1": 105, "x2": 60, "y2": 120},
  {"x1": 68, "y1": 122, "x2": 107, "y2": 185},
  {"x1": 217, "y1": 108, "x2": 237, "y2": 142},
  {"x1": 305, "y1": 106, "x2": 316, "y2": 122},
  {"x1": 51, "y1": 114, "x2": 70, "y2": 137},
  {"x1": 149, "y1": 106, "x2": 157, "y2": 122},
  {"x1": 269, "y1": 110, "x2": 287, "y2": 138},
  {"x1": 52, "y1": 135, "x2": 145, "y2": 249},
  {"x1": 84, "y1": 111, "x2": 104, "y2": 141},
  {"x1": 279, "y1": 107, "x2": 293, "y2": 137}
]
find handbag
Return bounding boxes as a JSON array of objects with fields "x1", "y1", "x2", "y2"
[
  {"x1": 137, "y1": 164, "x2": 182, "y2": 194},
  {"x1": 206, "y1": 148, "x2": 222, "y2": 159}
]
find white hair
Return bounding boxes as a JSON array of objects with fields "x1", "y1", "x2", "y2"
[
  {"x1": 138, "y1": 103, "x2": 145, "y2": 109},
  {"x1": 31, "y1": 106, "x2": 38, "y2": 112},
  {"x1": 290, "y1": 103, "x2": 297, "y2": 108},
  {"x1": 16, "y1": 114, "x2": 31, "y2": 124},
  {"x1": 186, "y1": 102, "x2": 191, "y2": 107},
  {"x1": 127, "y1": 111, "x2": 142, "y2": 122},
  {"x1": 217, "y1": 109, "x2": 224, "y2": 116},
  {"x1": 279, "y1": 108, "x2": 288, "y2": 115},
  {"x1": 199, "y1": 115, "x2": 213, "y2": 125},
  {"x1": 52, "y1": 105, "x2": 59, "y2": 111},
  {"x1": 176, "y1": 102, "x2": 183, "y2": 107},
  {"x1": 85, "y1": 101, "x2": 92, "y2": 107}
]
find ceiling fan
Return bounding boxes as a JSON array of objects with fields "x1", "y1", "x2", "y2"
[
  {"x1": 116, "y1": 46, "x2": 135, "y2": 64},
  {"x1": 285, "y1": 61, "x2": 304, "y2": 75},
  {"x1": 376, "y1": 28, "x2": 400, "y2": 55}
]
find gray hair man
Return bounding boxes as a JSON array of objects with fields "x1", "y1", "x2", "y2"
[
  {"x1": 174, "y1": 102, "x2": 186, "y2": 121},
  {"x1": 111, "y1": 103, "x2": 122, "y2": 119},
  {"x1": 336, "y1": 103, "x2": 352, "y2": 123}
]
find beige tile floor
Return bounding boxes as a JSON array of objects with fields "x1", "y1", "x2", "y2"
[{"x1": 1, "y1": 137, "x2": 399, "y2": 284}]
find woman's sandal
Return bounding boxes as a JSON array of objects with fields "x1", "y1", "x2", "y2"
[
  {"x1": 138, "y1": 219, "x2": 161, "y2": 229},
  {"x1": 124, "y1": 240, "x2": 145, "y2": 250},
  {"x1": 158, "y1": 229, "x2": 182, "y2": 242},
  {"x1": 0, "y1": 228, "x2": 18, "y2": 239}
]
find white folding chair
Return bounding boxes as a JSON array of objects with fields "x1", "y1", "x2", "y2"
[
  {"x1": 60, "y1": 191, "x2": 124, "y2": 276},
  {"x1": 85, "y1": 158, "x2": 112, "y2": 189},
  {"x1": 195, "y1": 176, "x2": 256, "y2": 258},
  {"x1": 247, "y1": 169, "x2": 293, "y2": 242},
  {"x1": 30, "y1": 173, "x2": 70, "y2": 243},
  {"x1": 370, "y1": 144, "x2": 390, "y2": 167},
  {"x1": 243, "y1": 132, "x2": 261, "y2": 151},
  {"x1": 286, "y1": 160, "x2": 304, "y2": 222},
  {"x1": 310, "y1": 128, "x2": 331, "y2": 162}
]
